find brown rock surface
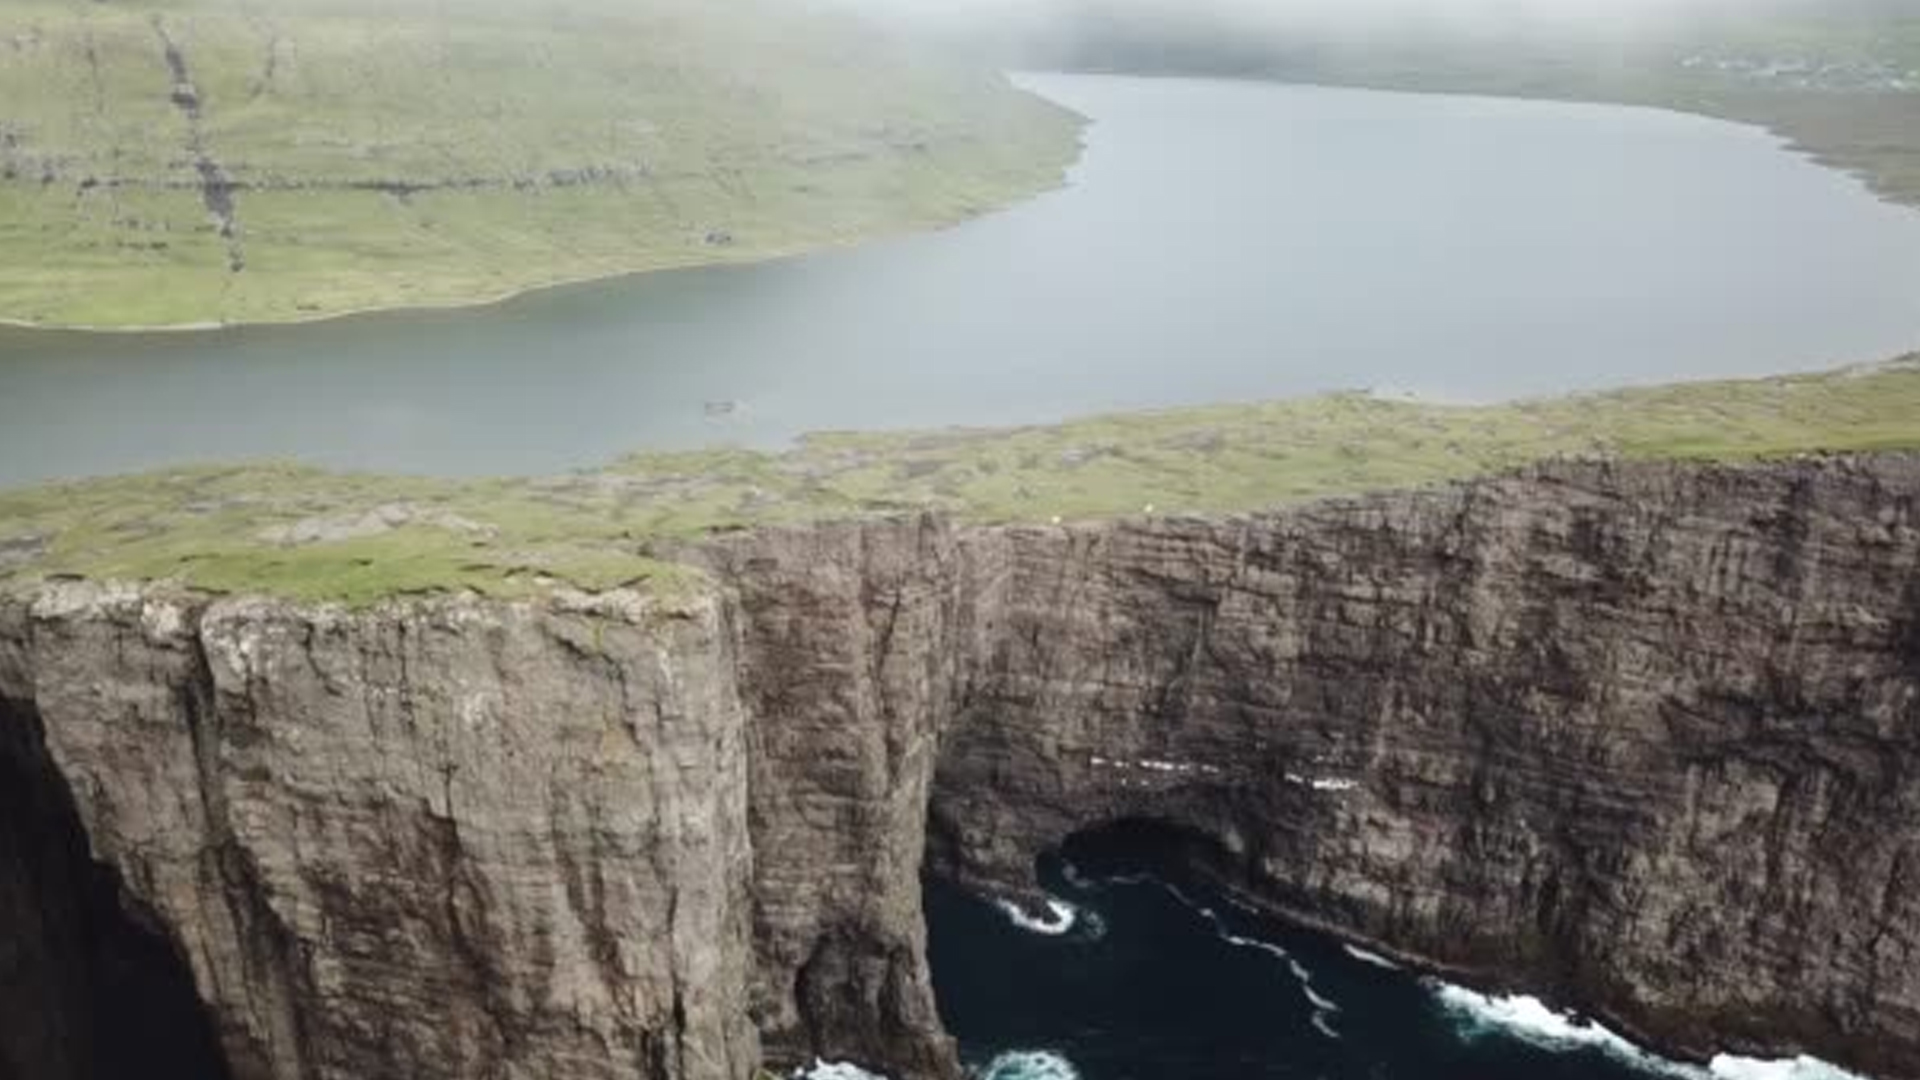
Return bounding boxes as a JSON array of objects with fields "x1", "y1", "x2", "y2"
[
  {"x1": 1, "y1": 455, "x2": 1916, "y2": 1080},
  {"x1": 932, "y1": 455, "x2": 1920, "y2": 1079}
]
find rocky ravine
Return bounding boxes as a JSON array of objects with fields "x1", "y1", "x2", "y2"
[{"x1": 2, "y1": 454, "x2": 1917, "y2": 1080}]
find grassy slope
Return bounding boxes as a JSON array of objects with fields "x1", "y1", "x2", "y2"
[
  {"x1": 0, "y1": 0, "x2": 1082, "y2": 328},
  {"x1": 1, "y1": 358, "x2": 1916, "y2": 607}
]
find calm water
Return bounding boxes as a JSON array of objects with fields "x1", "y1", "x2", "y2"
[
  {"x1": 923, "y1": 843, "x2": 1856, "y2": 1080},
  {"x1": 4, "y1": 73, "x2": 1920, "y2": 488}
]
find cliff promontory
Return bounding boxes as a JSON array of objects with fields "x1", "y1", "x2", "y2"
[{"x1": 2, "y1": 454, "x2": 1916, "y2": 1080}]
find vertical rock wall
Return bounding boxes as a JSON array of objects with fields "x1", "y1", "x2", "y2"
[
  {"x1": 930, "y1": 458, "x2": 1920, "y2": 1077},
  {"x1": 0, "y1": 586, "x2": 759, "y2": 1080},
  {"x1": 1, "y1": 457, "x2": 1917, "y2": 1080}
]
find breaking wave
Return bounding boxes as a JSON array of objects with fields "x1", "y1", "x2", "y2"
[
  {"x1": 1341, "y1": 943, "x2": 1401, "y2": 970},
  {"x1": 801, "y1": 1051, "x2": 1085, "y2": 1080},
  {"x1": 1434, "y1": 985, "x2": 1670, "y2": 1069},
  {"x1": 1706, "y1": 1056, "x2": 1872, "y2": 1080},
  {"x1": 994, "y1": 898, "x2": 1080, "y2": 936},
  {"x1": 796, "y1": 1061, "x2": 892, "y2": 1080},
  {"x1": 992, "y1": 895, "x2": 1107, "y2": 941},
  {"x1": 1433, "y1": 984, "x2": 1868, "y2": 1080},
  {"x1": 974, "y1": 1050, "x2": 1081, "y2": 1080}
]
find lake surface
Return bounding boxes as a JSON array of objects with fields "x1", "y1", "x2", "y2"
[
  {"x1": 921, "y1": 844, "x2": 1861, "y2": 1080},
  {"x1": 4, "y1": 73, "x2": 1920, "y2": 488}
]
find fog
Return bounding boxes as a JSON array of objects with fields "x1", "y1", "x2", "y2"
[
  {"x1": 821, "y1": 0, "x2": 1911, "y2": 52},
  {"x1": 831, "y1": 0, "x2": 1890, "y2": 27}
]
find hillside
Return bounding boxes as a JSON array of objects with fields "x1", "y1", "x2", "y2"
[{"x1": 0, "y1": 0, "x2": 1083, "y2": 329}]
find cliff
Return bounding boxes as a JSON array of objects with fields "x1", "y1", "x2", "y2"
[{"x1": 2, "y1": 454, "x2": 1916, "y2": 1080}]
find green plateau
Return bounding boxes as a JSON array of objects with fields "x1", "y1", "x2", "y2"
[{"x1": 3, "y1": 357, "x2": 1917, "y2": 607}]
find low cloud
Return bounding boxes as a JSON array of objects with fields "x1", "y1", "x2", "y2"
[{"x1": 827, "y1": 0, "x2": 1861, "y2": 40}]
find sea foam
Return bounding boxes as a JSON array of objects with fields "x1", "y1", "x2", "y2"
[
  {"x1": 976, "y1": 1050, "x2": 1082, "y2": 1080},
  {"x1": 797, "y1": 1060, "x2": 892, "y2": 1080},
  {"x1": 1176, "y1": 884, "x2": 1341, "y2": 1037},
  {"x1": 1433, "y1": 984, "x2": 1869, "y2": 1080},
  {"x1": 1707, "y1": 1055, "x2": 1872, "y2": 1080},
  {"x1": 1340, "y1": 944, "x2": 1401, "y2": 970},
  {"x1": 994, "y1": 898, "x2": 1080, "y2": 936}
]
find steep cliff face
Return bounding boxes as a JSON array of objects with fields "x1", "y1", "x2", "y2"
[
  {"x1": 1, "y1": 456, "x2": 1916, "y2": 1080},
  {"x1": 0, "y1": 586, "x2": 761, "y2": 1080},
  {"x1": 698, "y1": 518, "x2": 970, "y2": 1080},
  {"x1": 931, "y1": 456, "x2": 1920, "y2": 1078}
]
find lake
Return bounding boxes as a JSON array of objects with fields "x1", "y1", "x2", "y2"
[{"x1": 2, "y1": 73, "x2": 1919, "y2": 488}]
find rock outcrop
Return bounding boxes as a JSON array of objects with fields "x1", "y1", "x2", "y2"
[{"x1": 1, "y1": 454, "x2": 1917, "y2": 1080}]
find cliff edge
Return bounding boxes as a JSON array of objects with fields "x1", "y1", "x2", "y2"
[{"x1": 2, "y1": 454, "x2": 1916, "y2": 1080}]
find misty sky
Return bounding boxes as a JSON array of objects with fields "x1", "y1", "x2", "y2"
[{"x1": 827, "y1": 0, "x2": 1849, "y2": 39}]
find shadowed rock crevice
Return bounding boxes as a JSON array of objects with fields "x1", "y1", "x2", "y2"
[
  {"x1": 1052, "y1": 818, "x2": 1239, "y2": 884},
  {"x1": 0, "y1": 695, "x2": 234, "y2": 1080},
  {"x1": 152, "y1": 17, "x2": 244, "y2": 273}
]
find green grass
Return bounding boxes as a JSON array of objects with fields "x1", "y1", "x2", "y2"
[
  {"x1": 2, "y1": 357, "x2": 1917, "y2": 607},
  {"x1": 0, "y1": 0, "x2": 1083, "y2": 328}
]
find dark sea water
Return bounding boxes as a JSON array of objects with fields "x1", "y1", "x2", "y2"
[
  {"x1": 5, "y1": 74, "x2": 1920, "y2": 487},
  {"x1": 918, "y1": 845, "x2": 1860, "y2": 1080}
]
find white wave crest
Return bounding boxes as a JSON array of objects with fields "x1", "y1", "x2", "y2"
[
  {"x1": 1708, "y1": 1055, "x2": 1870, "y2": 1080},
  {"x1": 1161, "y1": 876, "x2": 1343, "y2": 1030},
  {"x1": 1222, "y1": 929, "x2": 1291, "y2": 962},
  {"x1": 1300, "y1": 978, "x2": 1340, "y2": 1014},
  {"x1": 1341, "y1": 944, "x2": 1401, "y2": 970},
  {"x1": 976, "y1": 1050, "x2": 1082, "y2": 1080},
  {"x1": 1434, "y1": 985, "x2": 1665, "y2": 1067},
  {"x1": 1432, "y1": 984, "x2": 1869, "y2": 1080},
  {"x1": 1283, "y1": 953, "x2": 1343, "y2": 1037},
  {"x1": 798, "y1": 1061, "x2": 892, "y2": 1080},
  {"x1": 995, "y1": 897, "x2": 1080, "y2": 936}
]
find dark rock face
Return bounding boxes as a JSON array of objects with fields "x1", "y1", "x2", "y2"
[
  {"x1": 0, "y1": 589, "x2": 761, "y2": 1080},
  {"x1": 702, "y1": 517, "x2": 968, "y2": 1080},
  {"x1": 930, "y1": 457, "x2": 1920, "y2": 1079},
  {"x1": 1, "y1": 455, "x2": 1917, "y2": 1080},
  {"x1": 0, "y1": 697, "x2": 233, "y2": 1080}
]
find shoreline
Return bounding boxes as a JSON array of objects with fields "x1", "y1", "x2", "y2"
[
  {"x1": 3, "y1": 74, "x2": 1907, "y2": 336},
  {"x1": 0, "y1": 198, "x2": 1055, "y2": 337},
  {"x1": 1065, "y1": 67, "x2": 1917, "y2": 212},
  {"x1": 0, "y1": 76, "x2": 1089, "y2": 338}
]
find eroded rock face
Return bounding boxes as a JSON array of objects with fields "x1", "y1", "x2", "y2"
[
  {"x1": 0, "y1": 456, "x2": 1916, "y2": 1080},
  {"x1": 0, "y1": 586, "x2": 761, "y2": 1080},
  {"x1": 931, "y1": 456, "x2": 1920, "y2": 1078},
  {"x1": 698, "y1": 517, "x2": 969, "y2": 1080}
]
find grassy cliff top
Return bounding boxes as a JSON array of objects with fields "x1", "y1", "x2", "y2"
[
  {"x1": 0, "y1": 0, "x2": 1081, "y2": 328},
  {"x1": 2, "y1": 358, "x2": 1917, "y2": 607}
]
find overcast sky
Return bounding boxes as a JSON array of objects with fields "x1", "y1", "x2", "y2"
[{"x1": 823, "y1": 0, "x2": 1845, "y2": 38}]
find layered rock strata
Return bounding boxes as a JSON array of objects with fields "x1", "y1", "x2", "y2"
[{"x1": 1, "y1": 455, "x2": 1915, "y2": 1080}]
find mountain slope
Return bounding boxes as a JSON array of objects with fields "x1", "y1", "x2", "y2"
[{"x1": 0, "y1": 0, "x2": 1083, "y2": 329}]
